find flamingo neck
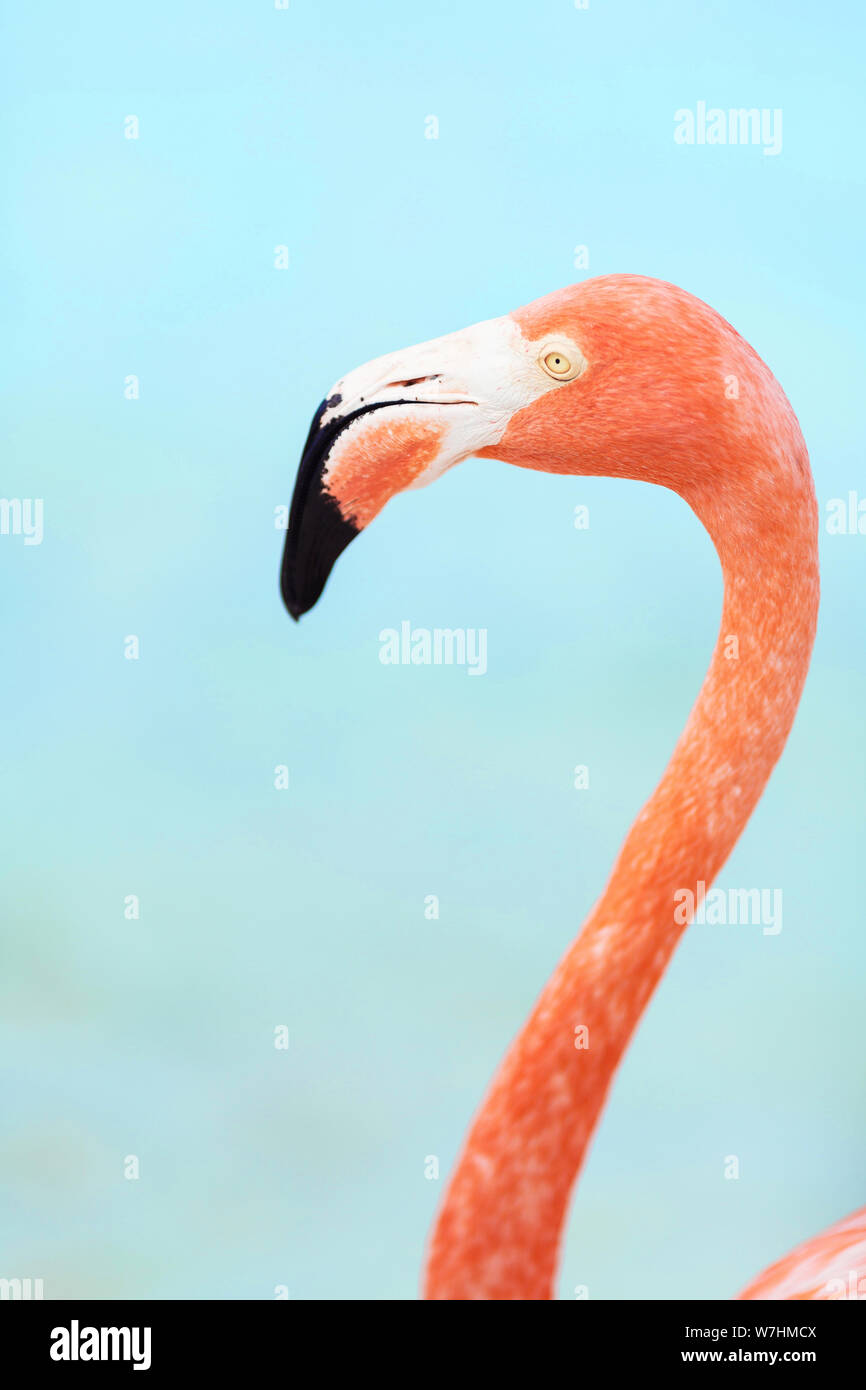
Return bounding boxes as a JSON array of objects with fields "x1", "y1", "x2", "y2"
[{"x1": 424, "y1": 456, "x2": 819, "y2": 1300}]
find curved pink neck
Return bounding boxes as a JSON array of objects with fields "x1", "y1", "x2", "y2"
[{"x1": 424, "y1": 456, "x2": 819, "y2": 1300}]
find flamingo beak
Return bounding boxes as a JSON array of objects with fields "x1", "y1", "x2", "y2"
[
  {"x1": 281, "y1": 384, "x2": 458, "y2": 620},
  {"x1": 280, "y1": 313, "x2": 549, "y2": 620}
]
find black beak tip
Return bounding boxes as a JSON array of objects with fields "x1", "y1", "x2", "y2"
[
  {"x1": 279, "y1": 567, "x2": 310, "y2": 621},
  {"x1": 281, "y1": 392, "x2": 377, "y2": 626}
]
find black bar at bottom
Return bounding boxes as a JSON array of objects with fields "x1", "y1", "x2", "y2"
[{"x1": 2, "y1": 1297, "x2": 859, "y2": 1375}]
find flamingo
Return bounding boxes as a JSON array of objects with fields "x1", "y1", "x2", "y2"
[{"x1": 281, "y1": 275, "x2": 865, "y2": 1301}]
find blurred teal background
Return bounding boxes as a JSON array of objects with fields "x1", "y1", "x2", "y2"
[{"x1": 2, "y1": 0, "x2": 864, "y2": 1299}]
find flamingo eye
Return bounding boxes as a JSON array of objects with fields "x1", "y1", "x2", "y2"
[{"x1": 540, "y1": 347, "x2": 580, "y2": 381}]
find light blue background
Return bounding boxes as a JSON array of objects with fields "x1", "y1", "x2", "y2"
[{"x1": 2, "y1": 0, "x2": 864, "y2": 1299}]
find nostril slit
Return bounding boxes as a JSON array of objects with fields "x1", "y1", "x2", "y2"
[{"x1": 387, "y1": 374, "x2": 440, "y2": 389}]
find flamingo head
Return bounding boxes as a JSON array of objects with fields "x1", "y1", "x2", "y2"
[{"x1": 281, "y1": 274, "x2": 791, "y2": 619}]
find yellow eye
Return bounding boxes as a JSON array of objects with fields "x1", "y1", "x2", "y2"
[{"x1": 542, "y1": 350, "x2": 573, "y2": 378}]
